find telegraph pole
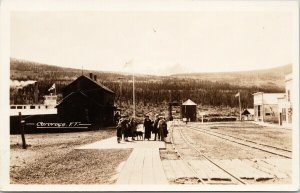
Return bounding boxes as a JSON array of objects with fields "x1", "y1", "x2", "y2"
[
  {"x1": 238, "y1": 92, "x2": 242, "y2": 121},
  {"x1": 117, "y1": 77, "x2": 124, "y2": 106},
  {"x1": 132, "y1": 74, "x2": 136, "y2": 118}
]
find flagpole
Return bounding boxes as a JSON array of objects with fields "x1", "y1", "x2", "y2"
[
  {"x1": 238, "y1": 92, "x2": 241, "y2": 121},
  {"x1": 133, "y1": 73, "x2": 136, "y2": 119}
]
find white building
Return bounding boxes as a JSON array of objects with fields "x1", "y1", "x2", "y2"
[
  {"x1": 277, "y1": 73, "x2": 293, "y2": 127},
  {"x1": 253, "y1": 92, "x2": 285, "y2": 123}
]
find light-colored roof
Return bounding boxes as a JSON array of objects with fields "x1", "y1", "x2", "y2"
[
  {"x1": 182, "y1": 99, "x2": 197, "y2": 106},
  {"x1": 253, "y1": 92, "x2": 285, "y2": 105},
  {"x1": 248, "y1": 109, "x2": 254, "y2": 114},
  {"x1": 247, "y1": 109, "x2": 254, "y2": 115}
]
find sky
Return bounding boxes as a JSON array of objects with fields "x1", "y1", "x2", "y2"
[{"x1": 10, "y1": 6, "x2": 297, "y2": 75}]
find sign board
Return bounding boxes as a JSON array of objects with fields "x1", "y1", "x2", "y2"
[{"x1": 25, "y1": 122, "x2": 91, "y2": 129}]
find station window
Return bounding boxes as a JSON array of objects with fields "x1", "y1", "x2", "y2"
[
  {"x1": 265, "y1": 113, "x2": 270, "y2": 116},
  {"x1": 17, "y1": 106, "x2": 22, "y2": 109},
  {"x1": 30, "y1": 106, "x2": 36, "y2": 109},
  {"x1": 10, "y1": 106, "x2": 16, "y2": 109}
]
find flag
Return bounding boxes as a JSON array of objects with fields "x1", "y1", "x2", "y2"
[
  {"x1": 48, "y1": 83, "x2": 56, "y2": 91},
  {"x1": 123, "y1": 59, "x2": 134, "y2": 68},
  {"x1": 235, "y1": 92, "x2": 240, "y2": 97}
]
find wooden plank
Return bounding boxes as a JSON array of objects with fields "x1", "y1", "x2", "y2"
[
  {"x1": 247, "y1": 159, "x2": 290, "y2": 179},
  {"x1": 176, "y1": 160, "x2": 197, "y2": 178},
  {"x1": 189, "y1": 160, "x2": 231, "y2": 180},
  {"x1": 169, "y1": 160, "x2": 185, "y2": 179},
  {"x1": 152, "y1": 148, "x2": 168, "y2": 184},
  {"x1": 214, "y1": 159, "x2": 249, "y2": 179},
  {"x1": 116, "y1": 149, "x2": 139, "y2": 184},
  {"x1": 189, "y1": 160, "x2": 210, "y2": 180},
  {"x1": 234, "y1": 159, "x2": 273, "y2": 180},
  {"x1": 214, "y1": 159, "x2": 274, "y2": 180},
  {"x1": 128, "y1": 149, "x2": 145, "y2": 184},
  {"x1": 262, "y1": 159, "x2": 292, "y2": 175},
  {"x1": 142, "y1": 148, "x2": 155, "y2": 184},
  {"x1": 162, "y1": 160, "x2": 176, "y2": 180}
]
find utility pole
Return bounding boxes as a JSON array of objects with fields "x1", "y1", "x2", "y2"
[
  {"x1": 235, "y1": 91, "x2": 242, "y2": 121},
  {"x1": 117, "y1": 77, "x2": 124, "y2": 106},
  {"x1": 238, "y1": 92, "x2": 242, "y2": 121},
  {"x1": 132, "y1": 74, "x2": 136, "y2": 119}
]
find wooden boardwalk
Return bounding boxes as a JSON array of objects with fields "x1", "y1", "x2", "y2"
[
  {"x1": 77, "y1": 137, "x2": 168, "y2": 184},
  {"x1": 116, "y1": 148, "x2": 168, "y2": 184}
]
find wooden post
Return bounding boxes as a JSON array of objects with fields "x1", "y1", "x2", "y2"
[
  {"x1": 238, "y1": 92, "x2": 242, "y2": 121},
  {"x1": 132, "y1": 74, "x2": 136, "y2": 119},
  {"x1": 19, "y1": 112, "x2": 26, "y2": 149}
]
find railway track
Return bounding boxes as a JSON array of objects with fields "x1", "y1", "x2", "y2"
[
  {"x1": 169, "y1": 121, "x2": 247, "y2": 185},
  {"x1": 186, "y1": 125, "x2": 292, "y2": 159}
]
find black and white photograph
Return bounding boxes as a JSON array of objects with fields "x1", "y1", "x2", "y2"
[{"x1": 0, "y1": 0, "x2": 299, "y2": 191}]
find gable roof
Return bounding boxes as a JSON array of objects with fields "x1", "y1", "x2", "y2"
[
  {"x1": 56, "y1": 91, "x2": 116, "y2": 108},
  {"x1": 64, "y1": 75, "x2": 114, "y2": 94},
  {"x1": 242, "y1": 108, "x2": 254, "y2": 115},
  {"x1": 182, "y1": 99, "x2": 197, "y2": 106}
]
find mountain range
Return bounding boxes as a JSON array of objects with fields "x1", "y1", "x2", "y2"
[{"x1": 11, "y1": 58, "x2": 292, "y2": 89}]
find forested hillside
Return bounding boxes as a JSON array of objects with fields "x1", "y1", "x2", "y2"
[
  {"x1": 172, "y1": 64, "x2": 292, "y2": 88},
  {"x1": 10, "y1": 58, "x2": 286, "y2": 109}
]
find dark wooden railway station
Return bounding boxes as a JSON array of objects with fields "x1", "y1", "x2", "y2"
[{"x1": 57, "y1": 73, "x2": 116, "y2": 127}]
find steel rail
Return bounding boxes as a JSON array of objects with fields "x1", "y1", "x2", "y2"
[
  {"x1": 187, "y1": 126, "x2": 292, "y2": 159},
  {"x1": 169, "y1": 121, "x2": 206, "y2": 184},
  {"x1": 189, "y1": 125, "x2": 292, "y2": 152},
  {"x1": 170, "y1": 121, "x2": 246, "y2": 185},
  {"x1": 176, "y1": 125, "x2": 247, "y2": 185}
]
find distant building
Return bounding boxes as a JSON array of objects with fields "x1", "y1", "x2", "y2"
[
  {"x1": 241, "y1": 108, "x2": 254, "y2": 121},
  {"x1": 56, "y1": 73, "x2": 116, "y2": 127},
  {"x1": 253, "y1": 92, "x2": 285, "y2": 123},
  {"x1": 278, "y1": 73, "x2": 293, "y2": 127},
  {"x1": 181, "y1": 99, "x2": 197, "y2": 122}
]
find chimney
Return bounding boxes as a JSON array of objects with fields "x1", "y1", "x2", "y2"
[
  {"x1": 94, "y1": 75, "x2": 97, "y2": 81},
  {"x1": 89, "y1": 73, "x2": 93, "y2": 79}
]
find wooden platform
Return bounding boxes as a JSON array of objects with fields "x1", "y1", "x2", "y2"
[
  {"x1": 76, "y1": 137, "x2": 166, "y2": 150},
  {"x1": 116, "y1": 148, "x2": 168, "y2": 184},
  {"x1": 76, "y1": 137, "x2": 168, "y2": 184},
  {"x1": 162, "y1": 159, "x2": 288, "y2": 183}
]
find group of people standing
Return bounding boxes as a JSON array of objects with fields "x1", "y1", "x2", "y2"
[
  {"x1": 116, "y1": 114, "x2": 168, "y2": 143},
  {"x1": 116, "y1": 117, "x2": 138, "y2": 143},
  {"x1": 144, "y1": 114, "x2": 168, "y2": 141}
]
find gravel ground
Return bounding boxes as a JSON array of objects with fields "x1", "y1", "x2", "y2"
[
  {"x1": 160, "y1": 143, "x2": 179, "y2": 160},
  {"x1": 168, "y1": 121, "x2": 292, "y2": 184},
  {"x1": 188, "y1": 122, "x2": 292, "y2": 150},
  {"x1": 177, "y1": 125, "x2": 288, "y2": 160},
  {"x1": 10, "y1": 129, "x2": 132, "y2": 184}
]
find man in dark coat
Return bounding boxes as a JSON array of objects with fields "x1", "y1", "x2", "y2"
[
  {"x1": 120, "y1": 117, "x2": 129, "y2": 141},
  {"x1": 129, "y1": 118, "x2": 137, "y2": 140},
  {"x1": 116, "y1": 119, "x2": 122, "y2": 143},
  {"x1": 158, "y1": 117, "x2": 167, "y2": 141},
  {"x1": 152, "y1": 114, "x2": 160, "y2": 141},
  {"x1": 143, "y1": 115, "x2": 153, "y2": 140}
]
